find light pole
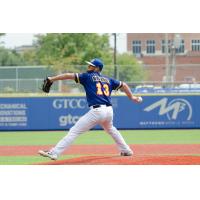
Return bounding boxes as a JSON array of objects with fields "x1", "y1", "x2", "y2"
[
  {"x1": 170, "y1": 34, "x2": 181, "y2": 86},
  {"x1": 113, "y1": 33, "x2": 118, "y2": 79},
  {"x1": 165, "y1": 33, "x2": 181, "y2": 87},
  {"x1": 165, "y1": 33, "x2": 170, "y2": 85}
]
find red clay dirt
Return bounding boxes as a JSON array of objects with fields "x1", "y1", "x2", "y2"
[
  {"x1": 1, "y1": 144, "x2": 200, "y2": 156},
  {"x1": 1, "y1": 144, "x2": 200, "y2": 164},
  {"x1": 40, "y1": 155, "x2": 200, "y2": 165}
]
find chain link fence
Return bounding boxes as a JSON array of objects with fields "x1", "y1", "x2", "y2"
[{"x1": 0, "y1": 65, "x2": 200, "y2": 94}]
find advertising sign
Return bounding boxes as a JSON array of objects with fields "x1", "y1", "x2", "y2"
[{"x1": 0, "y1": 95, "x2": 199, "y2": 131}]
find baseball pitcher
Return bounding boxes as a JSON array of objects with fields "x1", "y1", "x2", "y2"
[{"x1": 39, "y1": 58, "x2": 143, "y2": 160}]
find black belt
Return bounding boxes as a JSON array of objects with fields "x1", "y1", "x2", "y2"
[{"x1": 91, "y1": 104, "x2": 112, "y2": 109}]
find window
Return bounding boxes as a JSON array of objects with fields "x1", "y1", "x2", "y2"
[
  {"x1": 192, "y1": 40, "x2": 200, "y2": 51},
  {"x1": 162, "y1": 40, "x2": 184, "y2": 54},
  {"x1": 162, "y1": 40, "x2": 171, "y2": 53},
  {"x1": 132, "y1": 40, "x2": 141, "y2": 54},
  {"x1": 175, "y1": 39, "x2": 184, "y2": 53},
  {"x1": 146, "y1": 40, "x2": 155, "y2": 54}
]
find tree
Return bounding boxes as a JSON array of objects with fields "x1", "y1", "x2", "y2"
[
  {"x1": 0, "y1": 34, "x2": 28, "y2": 66},
  {"x1": 21, "y1": 49, "x2": 40, "y2": 65},
  {"x1": 0, "y1": 47, "x2": 25, "y2": 66},
  {"x1": 0, "y1": 33, "x2": 5, "y2": 40},
  {"x1": 35, "y1": 33, "x2": 112, "y2": 72},
  {"x1": 116, "y1": 53, "x2": 146, "y2": 82},
  {"x1": 103, "y1": 53, "x2": 146, "y2": 82},
  {"x1": 35, "y1": 33, "x2": 146, "y2": 82},
  {"x1": 0, "y1": 33, "x2": 5, "y2": 46}
]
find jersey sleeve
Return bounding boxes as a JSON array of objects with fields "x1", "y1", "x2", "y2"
[
  {"x1": 74, "y1": 73, "x2": 88, "y2": 84},
  {"x1": 110, "y1": 78, "x2": 123, "y2": 90}
]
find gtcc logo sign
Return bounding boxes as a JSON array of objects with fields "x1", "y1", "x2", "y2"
[
  {"x1": 53, "y1": 98, "x2": 87, "y2": 109},
  {"x1": 144, "y1": 98, "x2": 192, "y2": 120},
  {"x1": 59, "y1": 115, "x2": 80, "y2": 126}
]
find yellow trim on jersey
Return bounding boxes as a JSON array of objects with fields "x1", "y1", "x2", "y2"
[{"x1": 76, "y1": 73, "x2": 80, "y2": 83}]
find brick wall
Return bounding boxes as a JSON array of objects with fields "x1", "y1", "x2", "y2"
[{"x1": 127, "y1": 33, "x2": 200, "y2": 82}]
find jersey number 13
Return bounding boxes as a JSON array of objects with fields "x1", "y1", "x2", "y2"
[{"x1": 96, "y1": 82, "x2": 110, "y2": 96}]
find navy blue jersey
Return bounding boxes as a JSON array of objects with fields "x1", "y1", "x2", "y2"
[{"x1": 75, "y1": 71, "x2": 123, "y2": 107}]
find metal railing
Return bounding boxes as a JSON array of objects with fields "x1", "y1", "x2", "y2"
[
  {"x1": 0, "y1": 65, "x2": 200, "y2": 94},
  {"x1": 0, "y1": 79, "x2": 43, "y2": 93},
  {"x1": 1, "y1": 78, "x2": 200, "y2": 94}
]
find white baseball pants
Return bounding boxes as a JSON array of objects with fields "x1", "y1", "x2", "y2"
[{"x1": 50, "y1": 105, "x2": 132, "y2": 156}]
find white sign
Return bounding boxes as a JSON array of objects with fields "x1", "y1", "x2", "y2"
[
  {"x1": 0, "y1": 103, "x2": 28, "y2": 127},
  {"x1": 53, "y1": 99, "x2": 87, "y2": 109},
  {"x1": 144, "y1": 98, "x2": 192, "y2": 120}
]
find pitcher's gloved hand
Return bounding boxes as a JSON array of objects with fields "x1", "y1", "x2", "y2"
[{"x1": 42, "y1": 77, "x2": 53, "y2": 93}]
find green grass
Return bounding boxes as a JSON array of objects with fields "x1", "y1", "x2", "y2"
[
  {"x1": 1, "y1": 153, "x2": 200, "y2": 165},
  {"x1": 0, "y1": 129, "x2": 200, "y2": 165},
  {"x1": 0, "y1": 129, "x2": 200, "y2": 145},
  {"x1": 0, "y1": 155, "x2": 82, "y2": 165}
]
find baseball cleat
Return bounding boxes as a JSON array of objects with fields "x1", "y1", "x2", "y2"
[
  {"x1": 38, "y1": 150, "x2": 58, "y2": 160},
  {"x1": 120, "y1": 151, "x2": 133, "y2": 156}
]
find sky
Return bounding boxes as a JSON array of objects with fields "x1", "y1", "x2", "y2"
[
  {"x1": 0, "y1": 33, "x2": 37, "y2": 48},
  {"x1": 0, "y1": 33, "x2": 127, "y2": 53}
]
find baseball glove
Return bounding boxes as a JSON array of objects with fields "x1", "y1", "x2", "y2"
[{"x1": 42, "y1": 77, "x2": 53, "y2": 93}]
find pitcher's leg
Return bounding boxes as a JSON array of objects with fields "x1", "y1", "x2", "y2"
[
  {"x1": 102, "y1": 122, "x2": 132, "y2": 154},
  {"x1": 50, "y1": 110, "x2": 98, "y2": 156}
]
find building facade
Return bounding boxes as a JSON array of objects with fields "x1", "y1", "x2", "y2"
[{"x1": 127, "y1": 33, "x2": 200, "y2": 82}]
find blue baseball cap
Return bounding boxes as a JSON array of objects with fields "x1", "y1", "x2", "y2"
[{"x1": 85, "y1": 58, "x2": 104, "y2": 71}]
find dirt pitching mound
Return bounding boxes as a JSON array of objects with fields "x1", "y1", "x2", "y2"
[{"x1": 39, "y1": 155, "x2": 200, "y2": 165}]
